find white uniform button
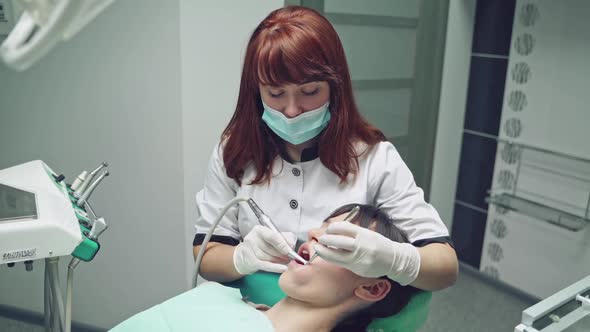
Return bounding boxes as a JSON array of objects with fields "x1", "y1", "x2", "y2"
[
  {"x1": 292, "y1": 168, "x2": 301, "y2": 176},
  {"x1": 289, "y1": 199, "x2": 298, "y2": 209}
]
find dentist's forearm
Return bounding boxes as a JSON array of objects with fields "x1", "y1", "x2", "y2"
[
  {"x1": 410, "y1": 243, "x2": 459, "y2": 291},
  {"x1": 193, "y1": 243, "x2": 243, "y2": 282}
]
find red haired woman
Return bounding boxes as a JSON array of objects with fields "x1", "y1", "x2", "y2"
[{"x1": 193, "y1": 6, "x2": 458, "y2": 292}]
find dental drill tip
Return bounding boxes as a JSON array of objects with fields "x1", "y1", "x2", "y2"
[
  {"x1": 290, "y1": 252, "x2": 308, "y2": 265},
  {"x1": 89, "y1": 161, "x2": 109, "y2": 176}
]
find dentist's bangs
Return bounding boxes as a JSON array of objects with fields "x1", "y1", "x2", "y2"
[{"x1": 254, "y1": 23, "x2": 337, "y2": 87}]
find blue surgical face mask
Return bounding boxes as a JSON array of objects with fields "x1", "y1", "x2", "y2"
[{"x1": 261, "y1": 99, "x2": 331, "y2": 145}]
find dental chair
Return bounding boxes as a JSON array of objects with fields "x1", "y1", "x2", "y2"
[
  {"x1": 111, "y1": 272, "x2": 431, "y2": 332},
  {"x1": 228, "y1": 272, "x2": 432, "y2": 332}
]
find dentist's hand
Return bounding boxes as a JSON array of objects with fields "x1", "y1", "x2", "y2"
[
  {"x1": 233, "y1": 225, "x2": 297, "y2": 275},
  {"x1": 313, "y1": 222, "x2": 421, "y2": 286}
]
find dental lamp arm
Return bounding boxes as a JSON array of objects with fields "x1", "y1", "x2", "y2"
[{"x1": 0, "y1": 0, "x2": 115, "y2": 71}]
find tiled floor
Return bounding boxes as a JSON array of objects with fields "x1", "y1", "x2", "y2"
[
  {"x1": 422, "y1": 266, "x2": 535, "y2": 332},
  {"x1": 0, "y1": 316, "x2": 45, "y2": 332}
]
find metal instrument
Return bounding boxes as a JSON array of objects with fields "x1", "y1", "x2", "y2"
[
  {"x1": 73, "y1": 161, "x2": 107, "y2": 198},
  {"x1": 308, "y1": 205, "x2": 360, "y2": 264},
  {"x1": 76, "y1": 170, "x2": 109, "y2": 207}
]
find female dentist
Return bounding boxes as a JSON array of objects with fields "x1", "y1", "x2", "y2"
[{"x1": 193, "y1": 6, "x2": 458, "y2": 291}]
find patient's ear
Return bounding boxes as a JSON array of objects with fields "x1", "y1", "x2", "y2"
[{"x1": 354, "y1": 279, "x2": 391, "y2": 302}]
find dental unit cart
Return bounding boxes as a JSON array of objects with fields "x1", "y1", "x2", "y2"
[
  {"x1": 0, "y1": 160, "x2": 110, "y2": 332},
  {"x1": 515, "y1": 275, "x2": 590, "y2": 332}
]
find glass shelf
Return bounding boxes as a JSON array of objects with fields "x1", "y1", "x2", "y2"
[
  {"x1": 486, "y1": 139, "x2": 590, "y2": 232},
  {"x1": 486, "y1": 193, "x2": 589, "y2": 232}
]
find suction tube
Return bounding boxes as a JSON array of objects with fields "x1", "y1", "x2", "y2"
[{"x1": 193, "y1": 197, "x2": 248, "y2": 288}]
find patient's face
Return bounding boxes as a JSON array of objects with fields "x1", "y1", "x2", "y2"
[{"x1": 279, "y1": 212, "x2": 372, "y2": 307}]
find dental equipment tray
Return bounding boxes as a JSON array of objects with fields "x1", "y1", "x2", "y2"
[{"x1": 0, "y1": 160, "x2": 100, "y2": 264}]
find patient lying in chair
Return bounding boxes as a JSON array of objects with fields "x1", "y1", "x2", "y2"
[{"x1": 111, "y1": 204, "x2": 418, "y2": 332}]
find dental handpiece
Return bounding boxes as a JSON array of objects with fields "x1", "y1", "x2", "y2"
[
  {"x1": 70, "y1": 217, "x2": 108, "y2": 269},
  {"x1": 87, "y1": 217, "x2": 108, "y2": 240},
  {"x1": 70, "y1": 170, "x2": 88, "y2": 191},
  {"x1": 246, "y1": 199, "x2": 308, "y2": 265},
  {"x1": 73, "y1": 162, "x2": 108, "y2": 198},
  {"x1": 308, "y1": 205, "x2": 361, "y2": 264},
  {"x1": 76, "y1": 171, "x2": 109, "y2": 207}
]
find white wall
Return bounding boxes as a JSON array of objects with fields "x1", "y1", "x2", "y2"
[
  {"x1": 480, "y1": 0, "x2": 590, "y2": 298},
  {"x1": 0, "y1": 0, "x2": 284, "y2": 329},
  {"x1": 0, "y1": 1, "x2": 186, "y2": 328},
  {"x1": 179, "y1": 0, "x2": 283, "y2": 288},
  {"x1": 429, "y1": 0, "x2": 476, "y2": 230}
]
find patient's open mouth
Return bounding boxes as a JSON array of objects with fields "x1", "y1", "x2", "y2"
[{"x1": 297, "y1": 243, "x2": 312, "y2": 265}]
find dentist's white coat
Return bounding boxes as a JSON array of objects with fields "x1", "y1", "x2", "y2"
[{"x1": 195, "y1": 140, "x2": 449, "y2": 245}]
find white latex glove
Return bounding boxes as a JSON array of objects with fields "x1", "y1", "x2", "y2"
[
  {"x1": 233, "y1": 225, "x2": 297, "y2": 275},
  {"x1": 314, "y1": 222, "x2": 421, "y2": 286}
]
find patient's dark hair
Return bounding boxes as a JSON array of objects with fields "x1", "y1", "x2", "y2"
[{"x1": 326, "y1": 204, "x2": 420, "y2": 332}]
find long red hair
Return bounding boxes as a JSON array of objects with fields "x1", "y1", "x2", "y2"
[{"x1": 222, "y1": 6, "x2": 385, "y2": 185}]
